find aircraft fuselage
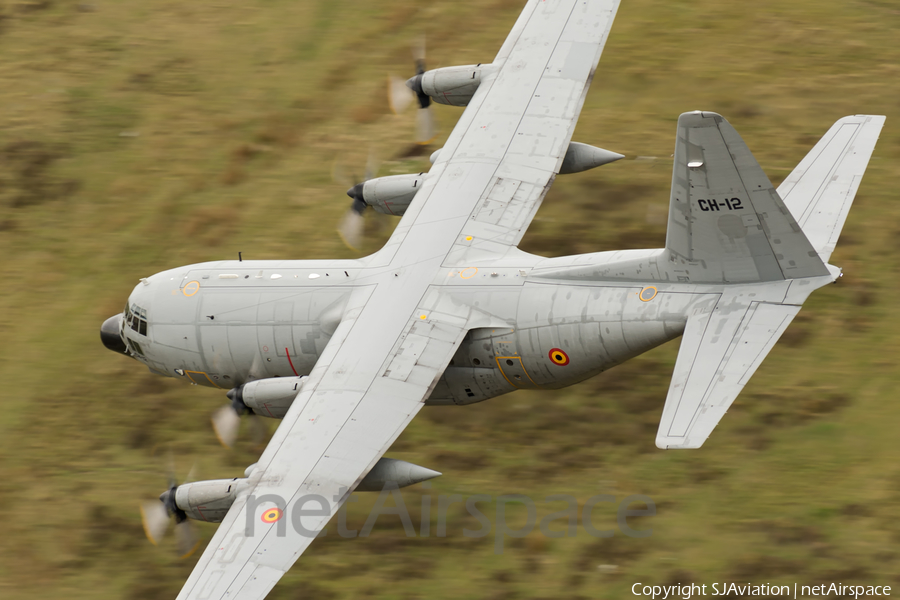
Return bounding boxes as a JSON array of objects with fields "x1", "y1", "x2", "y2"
[{"x1": 112, "y1": 249, "x2": 709, "y2": 411}]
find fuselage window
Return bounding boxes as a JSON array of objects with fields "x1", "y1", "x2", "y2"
[
  {"x1": 130, "y1": 339, "x2": 145, "y2": 357},
  {"x1": 129, "y1": 304, "x2": 149, "y2": 337}
]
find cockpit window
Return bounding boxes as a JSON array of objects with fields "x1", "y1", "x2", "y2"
[{"x1": 128, "y1": 304, "x2": 149, "y2": 336}]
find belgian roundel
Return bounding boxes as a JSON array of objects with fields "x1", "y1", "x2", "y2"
[
  {"x1": 549, "y1": 348, "x2": 569, "y2": 366},
  {"x1": 261, "y1": 508, "x2": 283, "y2": 524}
]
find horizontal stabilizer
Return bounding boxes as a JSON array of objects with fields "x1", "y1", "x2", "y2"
[
  {"x1": 666, "y1": 111, "x2": 829, "y2": 283},
  {"x1": 656, "y1": 291, "x2": 801, "y2": 449},
  {"x1": 777, "y1": 115, "x2": 885, "y2": 263}
]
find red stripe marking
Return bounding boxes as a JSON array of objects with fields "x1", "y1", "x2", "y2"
[{"x1": 285, "y1": 347, "x2": 299, "y2": 376}]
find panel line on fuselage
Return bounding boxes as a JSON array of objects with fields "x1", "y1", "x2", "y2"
[
  {"x1": 494, "y1": 355, "x2": 542, "y2": 389},
  {"x1": 185, "y1": 370, "x2": 227, "y2": 390}
]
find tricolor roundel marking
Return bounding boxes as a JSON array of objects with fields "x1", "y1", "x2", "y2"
[
  {"x1": 549, "y1": 348, "x2": 569, "y2": 366},
  {"x1": 261, "y1": 508, "x2": 283, "y2": 524}
]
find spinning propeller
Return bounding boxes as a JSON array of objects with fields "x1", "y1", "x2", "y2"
[
  {"x1": 388, "y1": 37, "x2": 437, "y2": 145},
  {"x1": 334, "y1": 151, "x2": 379, "y2": 251},
  {"x1": 139, "y1": 458, "x2": 200, "y2": 558},
  {"x1": 211, "y1": 387, "x2": 268, "y2": 449}
]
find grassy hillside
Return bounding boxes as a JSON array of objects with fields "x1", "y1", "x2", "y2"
[{"x1": 1, "y1": 0, "x2": 898, "y2": 598}]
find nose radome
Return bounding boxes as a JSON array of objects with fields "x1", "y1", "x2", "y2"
[{"x1": 101, "y1": 314, "x2": 128, "y2": 355}]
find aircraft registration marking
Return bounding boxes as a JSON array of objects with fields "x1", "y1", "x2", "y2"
[{"x1": 698, "y1": 198, "x2": 743, "y2": 212}]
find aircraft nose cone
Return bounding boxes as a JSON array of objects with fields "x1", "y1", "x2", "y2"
[{"x1": 100, "y1": 314, "x2": 128, "y2": 355}]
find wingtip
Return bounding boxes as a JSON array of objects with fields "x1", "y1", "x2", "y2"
[{"x1": 655, "y1": 436, "x2": 704, "y2": 450}]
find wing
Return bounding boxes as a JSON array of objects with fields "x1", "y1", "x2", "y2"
[
  {"x1": 177, "y1": 2, "x2": 622, "y2": 597},
  {"x1": 655, "y1": 290, "x2": 801, "y2": 449},
  {"x1": 178, "y1": 285, "x2": 491, "y2": 599},
  {"x1": 378, "y1": 0, "x2": 621, "y2": 265}
]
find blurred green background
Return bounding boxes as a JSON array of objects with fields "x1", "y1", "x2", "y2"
[{"x1": 1, "y1": 1, "x2": 898, "y2": 598}]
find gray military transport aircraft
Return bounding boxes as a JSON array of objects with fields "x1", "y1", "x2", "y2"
[{"x1": 99, "y1": 0, "x2": 883, "y2": 598}]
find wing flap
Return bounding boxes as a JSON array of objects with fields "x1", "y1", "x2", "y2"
[{"x1": 657, "y1": 292, "x2": 801, "y2": 449}]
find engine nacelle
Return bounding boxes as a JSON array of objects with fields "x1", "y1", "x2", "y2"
[
  {"x1": 174, "y1": 477, "x2": 249, "y2": 523},
  {"x1": 356, "y1": 173, "x2": 426, "y2": 216},
  {"x1": 419, "y1": 64, "x2": 485, "y2": 107},
  {"x1": 172, "y1": 459, "x2": 440, "y2": 522},
  {"x1": 231, "y1": 376, "x2": 307, "y2": 418}
]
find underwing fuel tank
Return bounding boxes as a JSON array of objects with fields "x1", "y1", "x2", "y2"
[
  {"x1": 559, "y1": 142, "x2": 625, "y2": 174},
  {"x1": 171, "y1": 459, "x2": 440, "y2": 522},
  {"x1": 355, "y1": 458, "x2": 442, "y2": 492},
  {"x1": 429, "y1": 141, "x2": 624, "y2": 173}
]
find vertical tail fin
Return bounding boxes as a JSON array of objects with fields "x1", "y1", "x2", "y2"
[
  {"x1": 777, "y1": 115, "x2": 885, "y2": 263},
  {"x1": 656, "y1": 115, "x2": 885, "y2": 449},
  {"x1": 666, "y1": 111, "x2": 829, "y2": 283}
]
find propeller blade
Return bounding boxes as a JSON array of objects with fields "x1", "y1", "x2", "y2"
[
  {"x1": 211, "y1": 405, "x2": 242, "y2": 448},
  {"x1": 337, "y1": 209, "x2": 365, "y2": 251},
  {"x1": 412, "y1": 35, "x2": 426, "y2": 73},
  {"x1": 364, "y1": 150, "x2": 379, "y2": 182},
  {"x1": 247, "y1": 414, "x2": 269, "y2": 446},
  {"x1": 165, "y1": 451, "x2": 177, "y2": 491},
  {"x1": 331, "y1": 158, "x2": 355, "y2": 189},
  {"x1": 388, "y1": 75, "x2": 414, "y2": 114},
  {"x1": 183, "y1": 462, "x2": 198, "y2": 485},
  {"x1": 175, "y1": 520, "x2": 200, "y2": 559},
  {"x1": 140, "y1": 500, "x2": 170, "y2": 545},
  {"x1": 405, "y1": 35, "x2": 431, "y2": 110},
  {"x1": 416, "y1": 106, "x2": 437, "y2": 145}
]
